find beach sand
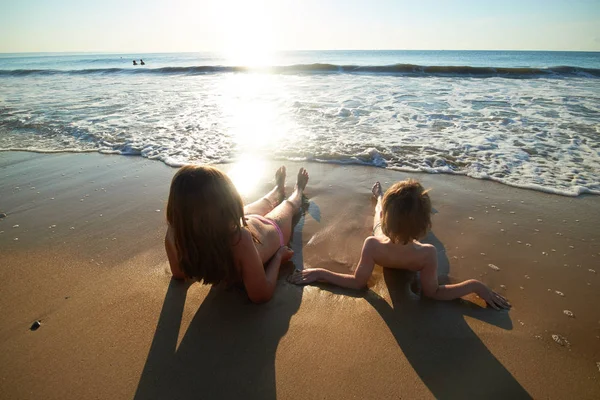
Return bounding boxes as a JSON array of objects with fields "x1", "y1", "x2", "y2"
[{"x1": 0, "y1": 151, "x2": 599, "y2": 399}]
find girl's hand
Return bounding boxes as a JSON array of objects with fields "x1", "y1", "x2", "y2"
[
  {"x1": 477, "y1": 283, "x2": 511, "y2": 310},
  {"x1": 278, "y1": 246, "x2": 294, "y2": 263},
  {"x1": 288, "y1": 268, "x2": 323, "y2": 285}
]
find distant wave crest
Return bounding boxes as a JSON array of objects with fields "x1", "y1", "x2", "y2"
[{"x1": 1, "y1": 64, "x2": 600, "y2": 78}]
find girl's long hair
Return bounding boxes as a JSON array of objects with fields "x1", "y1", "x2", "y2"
[{"x1": 166, "y1": 165, "x2": 246, "y2": 284}]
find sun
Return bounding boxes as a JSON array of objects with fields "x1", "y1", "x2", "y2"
[{"x1": 211, "y1": 0, "x2": 279, "y2": 67}]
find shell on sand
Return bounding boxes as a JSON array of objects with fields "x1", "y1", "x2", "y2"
[
  {"x1": 552, "y1": 334, "x2": 570, "y2": 347},
  {"x1": 488, "y1": 264, "x2": 500, "y2": 271}
]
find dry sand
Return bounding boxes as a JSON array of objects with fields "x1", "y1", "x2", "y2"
[{"x1": 0, "y1": 151, "x2": 599, "y2": 399}]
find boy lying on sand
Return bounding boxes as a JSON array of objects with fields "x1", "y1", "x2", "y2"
[{"x1": 290, "y1": 179, "x2": 511, "y2": 310}]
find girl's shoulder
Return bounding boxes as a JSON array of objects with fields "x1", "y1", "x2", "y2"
[
  {"x1": 165, "y1": 224, "x2": 174, "y2": 240},
  {"x1": 231, "y1": 227, "x2": 256, "y2": 265},
  {"x1": 232, "y1": 226, "x2": 253, "y2": 247}
]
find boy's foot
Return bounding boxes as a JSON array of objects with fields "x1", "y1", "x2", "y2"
[
  {"x1": 296, "y1": 168, "x2": 309, "y2": 192},
  {"x1": 372, "y1": 181, "x2": 383, "y2": 198},
  {"x1": 275, "y1": 166, "x2": 286, "y2": 201}
]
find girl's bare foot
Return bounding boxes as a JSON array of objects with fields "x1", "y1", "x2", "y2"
[
  {"x1": 296, "y1": 168, "x2": 309, "y2": 193},
  {"x1": 372, "y1": 181, "x2": 383, "y2": 198},
  {"x1": 275, "y1": 166, "x2": 286, "y2": 201}
]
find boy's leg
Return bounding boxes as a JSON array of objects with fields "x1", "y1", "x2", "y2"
[
  {"x1": 243, "y1": 166, "x2": 286, "y2": 216},
  {"x1": 265, "y1": 168, "x2": 309, "y2": 244},
  {"x1": 372, "y1": 182, "x2": 385, "y2": 237}
]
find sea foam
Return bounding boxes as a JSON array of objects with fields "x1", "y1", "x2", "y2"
[{"x1": 1, "y1": 59, "x2": 599, "y2": 197}]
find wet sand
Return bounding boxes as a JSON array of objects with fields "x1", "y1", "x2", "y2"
[{"x1": 0, "y1": 151, "x2": 599, "y2": 399}]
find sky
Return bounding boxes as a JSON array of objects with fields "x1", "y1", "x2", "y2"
[{"x1": 0, "y1": 0, "x2": 599, "y2": 53}]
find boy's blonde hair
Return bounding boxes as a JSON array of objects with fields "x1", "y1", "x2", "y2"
[{"x1": 381, "y1": 179, "x2": 431, "y2": 244}]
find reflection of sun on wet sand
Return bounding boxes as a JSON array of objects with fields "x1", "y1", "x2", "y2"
[{"x1": 0, "y1": 152, "x2": 599, "y2": 399}]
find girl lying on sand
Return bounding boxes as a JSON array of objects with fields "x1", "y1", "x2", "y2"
[
  {"x1": 165, "y1": 165, "x2": 308, "y2": 303},
  {"x1": 290, "y1": 179, "x2": 511, "y2": 310}
]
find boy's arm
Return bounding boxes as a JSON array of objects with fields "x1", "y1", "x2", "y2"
[
  {"x1": 289, "y1": 237, "x2": 377, "y2": 290},
  {"x1": 419, "y1": 245, "x2": 511, "y2": 310}
]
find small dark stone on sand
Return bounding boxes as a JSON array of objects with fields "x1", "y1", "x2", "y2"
[
  {"x1": 30, "y1": 320, "x2": 41, "y2": 331},
  {"x1": 0, "y1": 212, "x2": 6, "y2": 218}
]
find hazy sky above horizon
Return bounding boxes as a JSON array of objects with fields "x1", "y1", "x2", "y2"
[{"x1": 1, "y1": 0, "x2": 599, "y2": 53}]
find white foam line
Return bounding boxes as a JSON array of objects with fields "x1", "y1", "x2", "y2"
[
  {"x1": 0, "y1": 147, "x2": 98, "y2": 154},
  {"x1": 1, "y1": 149, "x2": 598, "y2": 198}
]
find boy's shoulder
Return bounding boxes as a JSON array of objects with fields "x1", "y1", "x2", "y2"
[
  {"x1": 365, "y1": 235, "x2": 435, "y2": 258},
  {"x1": 363, "y1": 235, "x2": 388, "y2": 247},
  {"x1": 363, "y1": 236, "x2": 433, "y2": 271},
  {"x1": 365, "y1": 235, "x2": 433, "y2": 248}
]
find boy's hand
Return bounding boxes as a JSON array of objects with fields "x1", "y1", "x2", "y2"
[
  {"x1": 288, "y1": 268, "x2": 323, "y2": 285},
  {"x1": 477, "y1": 283, "x2": 511, "y2": 310}
]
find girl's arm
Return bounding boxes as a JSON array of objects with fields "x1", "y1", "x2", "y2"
[
  {"x1": 165, "y1": 228, "x2": 186, "y2": 280},
  {"x1": 239, "y1": 229, "x2": 293, "y2": 303},
  {"x1": 289, "y1": 237, "x2": 378, "y2": 289}
]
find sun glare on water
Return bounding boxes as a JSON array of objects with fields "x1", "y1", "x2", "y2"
[
  {"x1": 218, "y1": 73, "x2": 289, "y2": 197},
  {"x1": 227, "y1": 155, "x2": 267, "y2": 198},
  {"x1": 209, "y1": 0, "x2": 289, "y2": 197}
]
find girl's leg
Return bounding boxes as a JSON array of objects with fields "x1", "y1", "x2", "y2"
[
  {"x1": 372, "y1": 182, "x2": 385, "y2": 237},
  {"x1": 243, "y1": 166, "x2": 286, "y2": 216},
  {"x1": 265, "y1": 168, "x2": 309, "y2": 244}
]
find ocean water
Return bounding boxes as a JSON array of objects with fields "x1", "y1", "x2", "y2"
[{"x1": 0, "y1": 50, "x2": 599, "y2": 196}]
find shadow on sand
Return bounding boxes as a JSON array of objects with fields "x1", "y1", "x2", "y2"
[
  {"x1": 135, "y1": 216, "x2": 531, "y2": 400},
  {"x1": 317, "y1": 232, "x2": 532, "y2": 399},
  {"x1": 134, "y1": 211, "x2": 309, "y2": 400}
]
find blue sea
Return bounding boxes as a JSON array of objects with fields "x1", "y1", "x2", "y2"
[{"x1": 1, "y1": 50, "x2": 599, "y2": 196}]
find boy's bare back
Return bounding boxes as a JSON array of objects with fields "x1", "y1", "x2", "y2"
[{"x1": 368, "y1": 234, "x2": 433, "y2": 273}]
